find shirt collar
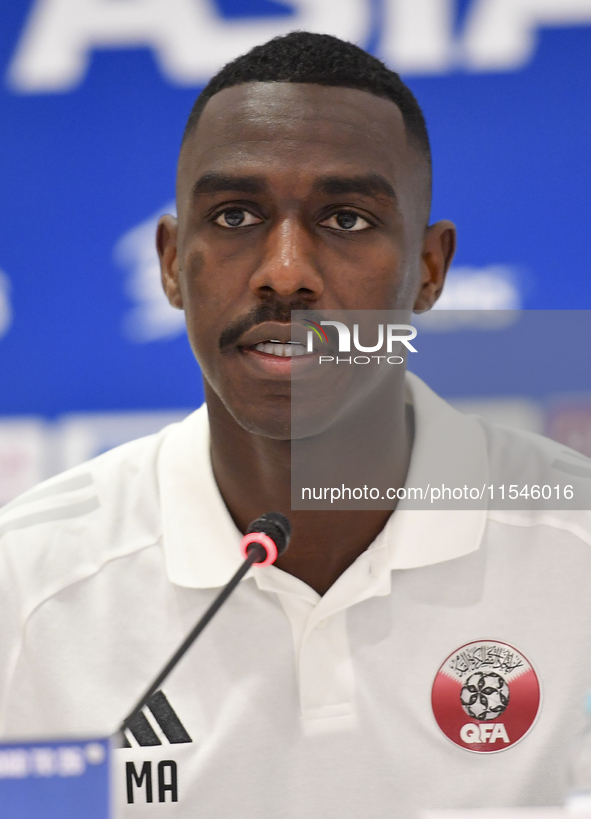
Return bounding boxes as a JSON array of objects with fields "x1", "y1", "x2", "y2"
[
  {"x1": 384, "y1": 372, "x2": 488, "y2": 569},
  {"x1": 159, "y1": 372, "x2": 489, "y2": 589}
]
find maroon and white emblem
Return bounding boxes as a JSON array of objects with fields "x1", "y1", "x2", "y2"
[{"x1": 432, "y1": 640, "x2": 541, "y2": 753}]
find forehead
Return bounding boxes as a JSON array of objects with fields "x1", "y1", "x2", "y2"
[{"x1": 177, "y1": 82, "x2": 424, "y2": 213}]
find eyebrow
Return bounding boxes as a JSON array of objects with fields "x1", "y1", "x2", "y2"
[
  {"x1": 191, "y1": 173, "x2": 266, "y2": 198},
  {"x1": 314, "y1": 174, "x2": 398, "y2": 203},
  {"x1": 190, "y1": 171, "x2": 398, "y2": 205}
]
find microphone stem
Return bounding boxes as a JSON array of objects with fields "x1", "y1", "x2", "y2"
[{"x1": 119, "y1": 544, "x2": 264, "y2": 739}]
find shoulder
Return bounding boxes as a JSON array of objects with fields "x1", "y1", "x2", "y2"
[
  {"x1": 476, "y1": 416, "x2": 591, "y2": 548},
  {"x1": 0, "y1": 414, "x2": 194, "y2": 610},
  {"x1": 1, "y1": 424, "x2": 165, "y2": 535},
  {"x1": 479, "y1": 416, "x2": 591, "y2": 479}
]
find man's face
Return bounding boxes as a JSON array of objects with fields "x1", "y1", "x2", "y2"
[{"x1": 158, "y1": 82, "x2": 454, "y2": 438}]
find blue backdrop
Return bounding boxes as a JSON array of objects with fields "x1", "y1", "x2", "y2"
[{"x1": 1, "y1": 0, "x2": 590, "y2": 494}]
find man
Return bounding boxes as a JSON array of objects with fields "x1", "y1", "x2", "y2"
[{"x1": 1, "y1": 32, "x2": 591, "y2": 818}]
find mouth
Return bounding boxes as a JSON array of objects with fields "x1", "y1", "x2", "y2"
[
  {"x1": 251, "y1": 340, "x2": 307, "y2": 358},
  {"x1": 232, "y1": 321, "x2": 319, "y2": 377},
  {"x1": 235, "y1": 321, "x2": 312, "y2": 358}
]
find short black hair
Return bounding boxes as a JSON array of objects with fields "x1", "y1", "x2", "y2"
[{"x1": 182, "y1": 31, "x2": 431, "y2": 170}]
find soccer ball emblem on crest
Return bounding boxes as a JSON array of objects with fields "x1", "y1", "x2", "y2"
[
  {"x1": 460, "y1": 671, "x2": 510, "y2": 721},
  {"x1": 431, "y1": 640, "x2": 541, "y2": 752}
]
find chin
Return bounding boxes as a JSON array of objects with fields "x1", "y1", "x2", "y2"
[{"x1": 227, "y1": 399, "x2": 292, "y2": 441}]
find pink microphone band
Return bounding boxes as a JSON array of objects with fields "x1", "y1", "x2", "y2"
[{"x1": 239, "y1": 532, "x2": 278, "y2": 567}]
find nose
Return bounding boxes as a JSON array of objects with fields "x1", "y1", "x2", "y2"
[{"x1": 249, "y1": 217, "x2": 324, "y2": 302}]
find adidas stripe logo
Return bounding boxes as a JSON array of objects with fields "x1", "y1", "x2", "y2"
[{"x1": 123, "y1": 691, "x2": 192, "y2": 747}]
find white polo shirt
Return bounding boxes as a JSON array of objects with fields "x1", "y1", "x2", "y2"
[{"x1": 1, "y1": 373, "x2": 591, "y2": 818}]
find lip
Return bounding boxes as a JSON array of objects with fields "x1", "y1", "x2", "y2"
[
  {"x1": 230, "y1": 320, "x2": 337, "y2": 379},
  {"x1": 239, "y1": 345, "x2": 320, "y2": 378},
  {"x1": 235, "y1": 321, "x2": 308, "y2": 348}
]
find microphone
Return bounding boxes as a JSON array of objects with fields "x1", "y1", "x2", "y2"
[
  {"x1": 119, "y1": 512, "x2": 291, "y2": 741},
  {"x1": 241, "y1": 511, "x2": 291, "y2": 565}
]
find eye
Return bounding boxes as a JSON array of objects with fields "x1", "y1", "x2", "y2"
[
  {"x1": 214, "y1": 208, "x2": 262, "y2": 228},
  {"x1": 320, "y1": 211, "x2": 372, "y2": 232}
]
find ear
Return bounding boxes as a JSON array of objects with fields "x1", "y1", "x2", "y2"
[
  {"x1": 414, "y1": 220, "x2": 456, "y2": 312},
  {"x1": 157, "y1": 214, "x2": 183, "y2": 309}
]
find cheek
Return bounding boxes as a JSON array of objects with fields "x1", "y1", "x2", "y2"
[
  {"x1": 178, "y1": 241, "x2": 250, "y2": 375},
  {"x1": 178, "y1": 248, "x2": 220, "y2": 356},
  {"x1": 392, "y1": 257, "x2": 423, "y2": 308},
  {"x1": 181, "y1": 244, "x2": 217, "y2": 306},
  {"x1": 327, "y1": 249, "x2": 413, "y2": 309},
  {"x1": 369, "y1": 231, "x2": 423, "y2": 309},
  {"x1": 180, "y1": 232, "x2": 258, "y2": 305},
  {"x1": 180, "y1": 242, "x2": 231, "y2": 324}
]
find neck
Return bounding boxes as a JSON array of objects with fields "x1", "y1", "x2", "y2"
[{"x1": 205, "y1": 379, "x2": 412, "y2": 596}]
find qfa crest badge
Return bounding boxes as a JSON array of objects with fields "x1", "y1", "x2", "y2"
[{"x1": 431, "y1": 640, "x2": 541, "y2": 753}]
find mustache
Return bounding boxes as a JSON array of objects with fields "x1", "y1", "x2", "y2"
[{"x1": 218, "y1": 301, "x2": 321, "y2": 351}]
